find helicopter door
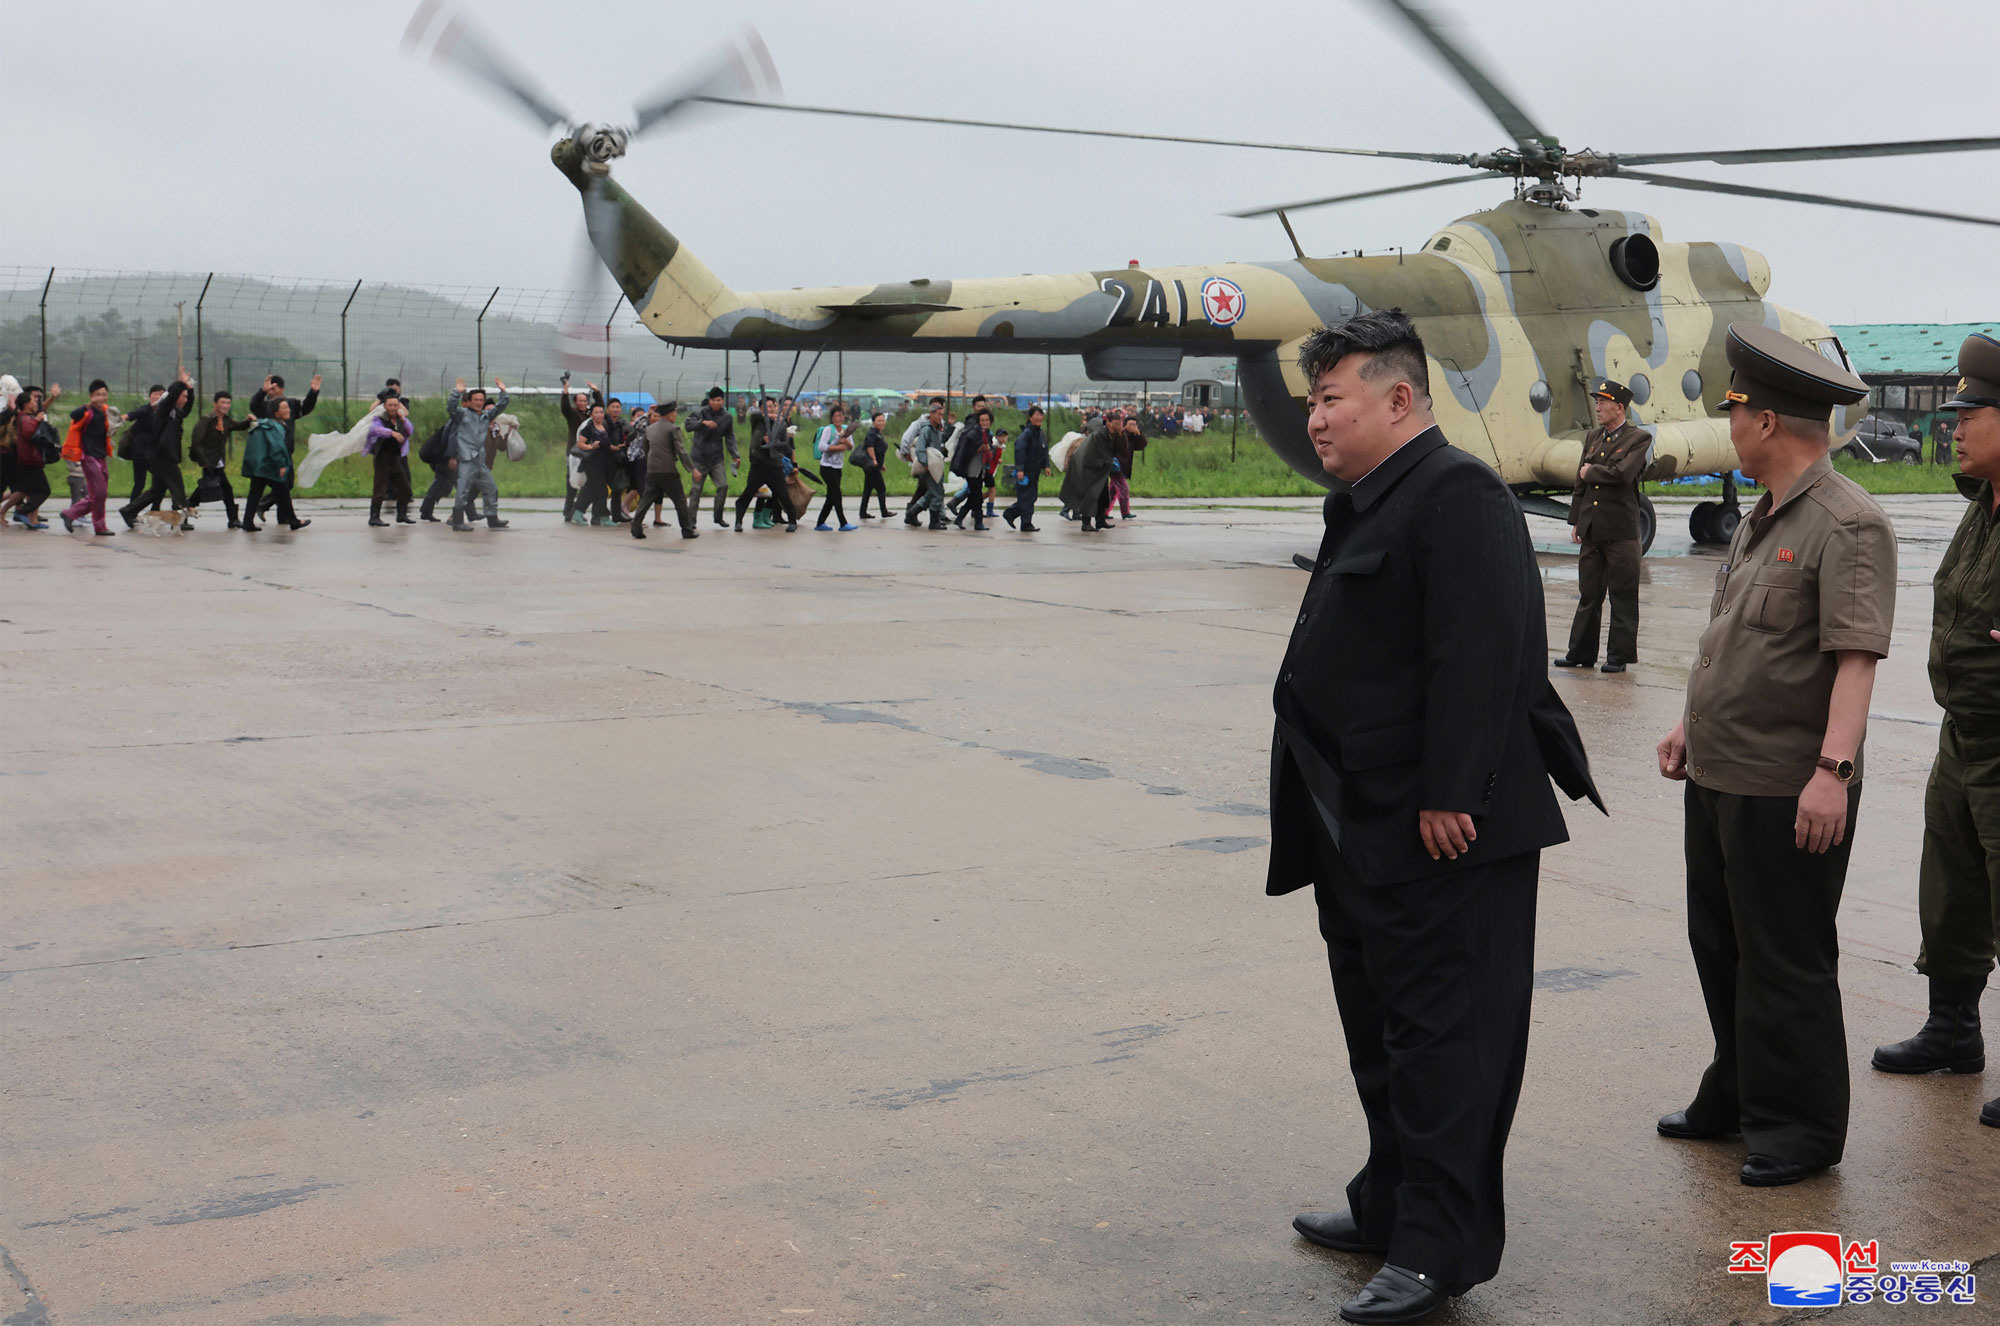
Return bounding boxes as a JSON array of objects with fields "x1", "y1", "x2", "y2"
[{"x1": 1432, "y1": 358, "x2": 1502, "y2": 469}]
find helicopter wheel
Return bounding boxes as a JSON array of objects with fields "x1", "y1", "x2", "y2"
[
  {"x1": 1710, "y1": 504, "x2": 1741, "y2": 544},
  {"x1": 1638, "y1": 494, "x2": 1657, "y2": 555},
  {"x1": 1689, "y1": 501, "x2": 1720, "y2": 545}
]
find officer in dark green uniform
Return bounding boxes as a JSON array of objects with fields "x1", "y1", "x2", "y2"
[
  {"x1": 1872, "y1": 331, "x2": 2000, "y2": 1130},
  {"x1": 1555, "y1": 379, "x2": 1651, "y2": 673},
  {"x1": 1654, "y1": 323, "x2": 1895, "y2": 1187}
]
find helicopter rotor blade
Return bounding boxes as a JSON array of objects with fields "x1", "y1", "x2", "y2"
[
  {"x1": 631, "y1": 27, "x2": 784, "y2": 138},
  {"x1": 1617, "y1": 136, "x2": 2000, "y2": 167},
  {"x1": 1619, "y1": 168, "x2": 2000, "y2": 228},
  {"x1": 1229, "y1": 171, "x2": 1507, "y2": 219},
  {"x1": 690, "y1": 95, "x2": 1471, "y2": 164},
  {"x1": 1372, "y1": 0, "x2": 1557, "y2": 157},
  {"x1": 403, "y1": 0, "x2": 572, "y2": 132}
]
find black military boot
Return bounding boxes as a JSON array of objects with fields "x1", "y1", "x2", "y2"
[
  {"x1": 368, "y1": 500, "x2": 388, "y2": 527},
  {"x1": 1871, "y1": 977, "x2": 1986, "y2": 1074},
  {"x1": 395, "y1": 501, "x2": 415, "y2": 524}
]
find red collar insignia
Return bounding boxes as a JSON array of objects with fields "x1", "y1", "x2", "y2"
[{"x1": 1776, "y1": 548, "x2": 1794, "y2": 562}]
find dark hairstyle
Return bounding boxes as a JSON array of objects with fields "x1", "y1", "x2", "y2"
[
  {"x1": 88, "y1": 378, "x2": 109, "y2": 393},
  {"x1": 385, "y1": 377, "x2": 401, "y2": 388},
  {"x1": 269, "y1": 374, "x2": 285, "y2": 389},
  {"x1": 1027, "y1": 404, "x2": 1045, "y2": 417},
  {"x1": 148, "y1": 383, "x2": 165, "y2": 395},
  {"x1": 871, "y1": 410, "x2": 885, "y2": 421},
  {"x1": 213, "y1": 390, "x2": 231, "y2": 402},
  {"x1": 1295, "y1": 307, "x2": 1430, "y2": 402},
  {"x1": 928, "y1": 396, "x2": 945, "y2": 408},
  {"x1": 706, "y1": 386, "x2": 724, "y2": 399},
  {"x1": 976, "y1": 408, "x2": 993, "y2": 423}
]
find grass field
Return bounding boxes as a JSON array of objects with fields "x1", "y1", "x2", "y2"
[{"x1": 48, "y1": 394, "x2": 1966, "y2": 505}]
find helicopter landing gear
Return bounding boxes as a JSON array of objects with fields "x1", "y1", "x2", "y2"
[{"x1": 1690, "y1": 471, "x2": 1743, "y2": 546}]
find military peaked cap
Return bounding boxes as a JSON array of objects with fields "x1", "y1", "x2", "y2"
[
  {"x1": 1712, "y1": 322, "x2": 1867, "y2": 422},
  {"x1": 1590, "y1": 378, "x2": 1634, "y2": 407},
  {"x1": 1941, "y1": 332, "x2": 2000, "y2": 411}
]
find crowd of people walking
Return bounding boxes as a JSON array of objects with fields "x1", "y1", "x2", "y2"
[{"x1": 1, "y1": 367, "x2": 1169, "y2": 541}]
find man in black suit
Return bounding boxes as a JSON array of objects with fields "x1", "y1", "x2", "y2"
[{"x1": 1268, "y1": 310, "x2": 1601, "y2": 1325}]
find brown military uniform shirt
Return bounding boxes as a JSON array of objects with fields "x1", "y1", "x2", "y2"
[
  {"x1": 1568, "y1": 422, "x2": 1651, "y2": 541},
  {"x1": 1931, "y1": 473, "x2": 2000, "y2": 734},
  {"x1": 1683, "y1": 453, "x2": 1897, "y2": 796}
]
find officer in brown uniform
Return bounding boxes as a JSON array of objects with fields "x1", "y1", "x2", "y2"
[
  {"x1": 1871, "y1": 331, "x2": 2000, "y2": 1130},
  {"x1": 1653, "y1": 322, "x2": 1894, "y2": 1187},
  {"x1": 1556, "y1": 379, "x2": 1652, "y2": 672}
]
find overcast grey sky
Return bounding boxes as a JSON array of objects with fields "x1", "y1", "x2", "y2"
[{"x1": 12, "y1": 0, "x2": 1997, "y2": 323}]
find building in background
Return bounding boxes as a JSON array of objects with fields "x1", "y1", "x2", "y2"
[{"x1": 1834, "y1": 322, "x2": 1997, "y2": 459}]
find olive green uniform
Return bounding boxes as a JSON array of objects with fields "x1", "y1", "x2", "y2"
[
  {"x1": 1672, "y1": 323, "x2": 1888, "y2": 1172},
  {"x1": 1565, "y1": 419, "x2": 1651, "y2": 664},
  {"x1": 1913, "y1": 475, "x2": 2000, "y2": 985}
]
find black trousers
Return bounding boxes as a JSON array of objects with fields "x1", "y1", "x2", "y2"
[
  {"x1": 126, "y1": 457, "x2": 148, "y2": 509},
  {"x1": 579, "y1": 455, "x2": 613, "y2": 523},
  {"x1": 1566, "y1": 538, "x2": 1641, "y2": 663},
  {"x1": 243, "y1": 478, "x2": 296, "y2": 526},
  {"x1": 372, "y1": 450, "x2": 413, "y2": 502},
  {"x1": 1004, "y1": 479, "x2": 1040, "y2": 526},
  {"x1": 11, "y1": 464, "x2": 51, "y2": 514},
  {"x1": 125, "y1": 455, "x2": 187, "y2": 516},
  {"x1": 816, "y1": 467, "x2": 847, "y2": 527},
  {"x1": 735, "y1": 459, "x2": 796, "y2": 525},
  {"x1": 632, "y1": 471, "x2": 694, "y2": 535},
  {"x1": 1311, "y1": 817, "x2": 1538, "y2": 1287},
  {"x1": 857, "y1": 465, "x2": 890, "y2": 517},
  {"x1": 419, "y1": 463, "x2": 457, "y2": 519},
  {"x1": 1683, "y1": 781, "x2": 1860, "y2": 1167}
]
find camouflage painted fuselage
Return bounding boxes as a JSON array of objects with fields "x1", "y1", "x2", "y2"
[{"x1": 562, "y1": 142, "x2": 1853, "y2": 489}]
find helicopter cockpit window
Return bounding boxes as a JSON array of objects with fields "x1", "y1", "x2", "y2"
[{"x1": 1810, "y1": 337, "x2": 1853, "y2": 372}]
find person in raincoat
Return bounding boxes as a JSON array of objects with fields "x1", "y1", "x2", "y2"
[
  {"x1": 1060, "y1": 410, "x2": 1117, "y2": 533},
  {"x1": 241, "y1": 400, "x2": 309, "y2": 532}
]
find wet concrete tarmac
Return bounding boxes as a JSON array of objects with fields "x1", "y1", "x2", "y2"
[{"x1": 2, "y1": 492, "x2": 1994, "y2": 1324}]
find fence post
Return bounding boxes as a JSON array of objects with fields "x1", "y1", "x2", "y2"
[
  {"x1": 603, "y1": 294, "x2": 624, "y2": 396},
  {"x1": 193, "y1": 273, "x2": 214, "y2": 404},
  {"x1": 38, "y1": 268, "x2": 54, "y2": 390},
  {"x1": 475, "y1": 286, "x2": 499, "y2": 387},
  {"x1": 339, "y1": 279, "x2": 362, "y2": 427}
]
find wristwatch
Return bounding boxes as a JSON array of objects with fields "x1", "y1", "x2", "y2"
[{"x1": 1815, "y1": 755, "x2": 1856, "y2": 782}]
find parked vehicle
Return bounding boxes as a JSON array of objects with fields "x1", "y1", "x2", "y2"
[{"x1": 1839, "y1": 416, "x2": 1922, "y2": 464}]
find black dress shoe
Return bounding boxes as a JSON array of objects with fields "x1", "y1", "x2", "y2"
[
  {"x1": 1551, "y1": 656, "x2": 1591, "y2": 668},
  {"x1": 1657, "y1": 1110, "x2": 1740, "y2": 1141},
  {"x1": 1293, "y1": 1209, "x2": 1387, "y2": 1254},
  {"x1": 1740, "y1": 1154, "x2": 1827, "y2": 1187},
  {"x1": 1981, "y1": 1096, "x2": 1999, "y2": 1128},
  {"x1": 1600, "y1": 661, "x2": 1627, "y2": 673},
  {"x1": 1338, "y1": 1265, "x2": 1466, "y2": 1324}
]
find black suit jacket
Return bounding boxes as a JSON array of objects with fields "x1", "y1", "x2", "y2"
[{"x1": 1267, "y1": 426, "x2": 1602, "y2": 892}]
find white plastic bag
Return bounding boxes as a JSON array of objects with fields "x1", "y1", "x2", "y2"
[{"x1": 297, "y1": 404, "x2": 384, "y2": 488}]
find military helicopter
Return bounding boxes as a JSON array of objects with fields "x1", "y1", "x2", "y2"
[{"x1": 406, "y1": 0, "x2": 1997, "y2": 550}]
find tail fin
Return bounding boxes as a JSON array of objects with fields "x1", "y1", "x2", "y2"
[{"x1": 552, "y1": 140, "x2": 736, "y2": 338}]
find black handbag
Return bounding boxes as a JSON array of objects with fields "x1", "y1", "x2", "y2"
[
  {"x1": 32, "y1": 421, "x2": 61, "y2": 465},
  {"x1": 191, "y1": 470, "x2": 228, "y2": 504}
]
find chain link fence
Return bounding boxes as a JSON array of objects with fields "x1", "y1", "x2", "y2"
[{"x1": 1, "y1": 266, "x2": 1240, "y2": 419}]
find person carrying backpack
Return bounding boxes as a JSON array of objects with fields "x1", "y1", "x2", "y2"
[
  {"x1": 2, "y1": 384, "x2": 61, "y2": 529},
  {"x1": 59, "y1": 380, "x2": 117, "y2": 536},
  {"x1": 188, "y1": 390, "x2": 251, "y2": 528}
]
